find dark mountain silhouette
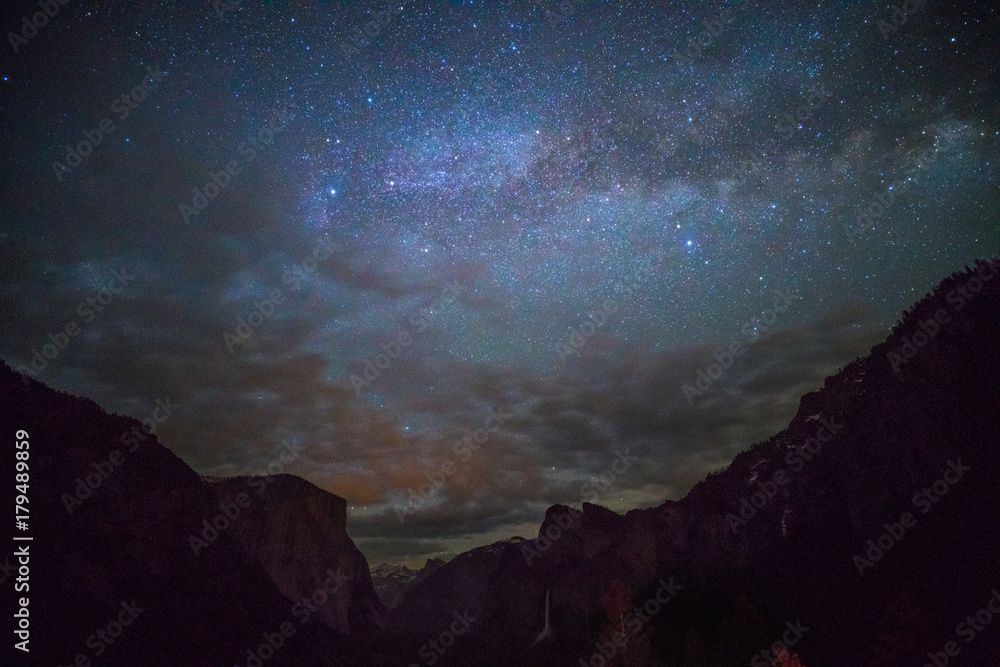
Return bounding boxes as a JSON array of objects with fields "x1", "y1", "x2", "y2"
[
  {"x1": 370, "y1": 557, "x2": 446, "y2": 609},
  {"x1": 0, "y1": 366, "x2": 386, "y2": 666},
  {"x1": 3, "y1": 258, "x2": 1000, "y2": 666},
  {"x1": 386, "y1": 258, "x2": 1000, "y2": 666}
]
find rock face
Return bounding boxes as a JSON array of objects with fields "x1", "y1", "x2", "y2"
[
  {"x1": 5, "y1": 259, "x2": 1000, "y2": 666},
  {"x1": 387, "y1": 538, "x2": 525, "y2": 639},
  {"x1": 204, "y1": 475, "x2": 384, "y2": 635},
  {"x1": 0, "y1": 364, "x2": 386, "y2": 667},
  {"x1": 388, "y1": 258, "x2": 1000, "y2": 666},
  {"x1": 370, "y1": 558, "x2": 445, "y2": 609}
]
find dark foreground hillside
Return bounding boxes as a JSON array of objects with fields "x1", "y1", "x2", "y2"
[
  {"x1": 0, "y1": 363, "x2": 384, "y2": 666},
  {"x1": 2, "y1": 258, "x2": 999, "y2": 666},
  {"x1": 388, "y1": 259, "x2": 1000, "y2": 666}
]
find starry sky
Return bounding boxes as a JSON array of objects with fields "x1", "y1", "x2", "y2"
[{"x1": 1, "y1": 0, "x2": 997, "y2": 567}]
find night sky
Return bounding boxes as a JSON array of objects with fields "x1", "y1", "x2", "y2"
[{"x1": 1, "y1": 0, "x2": 997, "y2": 567}]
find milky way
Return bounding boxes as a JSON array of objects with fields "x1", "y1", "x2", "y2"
[{"x1": 1, "y1": 0, "x2": 997, "y2": 566}]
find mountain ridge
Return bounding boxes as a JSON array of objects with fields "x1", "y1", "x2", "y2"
[
  {"x1": 387, "y1": 257, "x2": 1000, "y2": 666},
  {"x1": 3, "y1": 258, "x2": 999, "y2": 665},
  {"x1": 0, "y1": 361, "x2": 386, "y2": 666}
]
